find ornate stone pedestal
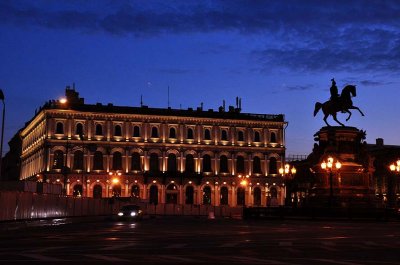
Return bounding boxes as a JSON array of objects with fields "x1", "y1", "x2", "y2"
[{"x1": 309, "y1": 126, "x2": 376, "y2": 208}]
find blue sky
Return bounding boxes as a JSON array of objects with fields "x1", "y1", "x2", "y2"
[{"x1": 1, "y1": 0, "x2": 399, "y2": 155}]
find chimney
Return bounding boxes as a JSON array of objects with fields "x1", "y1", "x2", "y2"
[{"x1": 376, "y1": 138, "x2": 384, "y2": 146}]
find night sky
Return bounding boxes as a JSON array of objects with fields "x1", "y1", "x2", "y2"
[{"x1": 1, "y1": 0, "x2": 399, "y2": 155}]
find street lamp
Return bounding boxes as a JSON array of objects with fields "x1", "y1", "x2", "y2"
[
  {"x1": 237, "y1": 175, "x2": 249, "y2": 206},
  {"x1": 0, "y1": 89, "x2": 5, "y2": 180},
  {"x1": 279, "y1": 163, "x2": 297, "y2": 206},
  {"x1": 388, "y1": 159, "x2": 400, "y2": 208},
  {"x1": 321, "y1": 157, "x2": 341, "y2": 208}
]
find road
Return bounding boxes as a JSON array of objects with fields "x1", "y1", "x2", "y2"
[{"x1": 0, "y1": 217, "x2": 399, "y2": 264}]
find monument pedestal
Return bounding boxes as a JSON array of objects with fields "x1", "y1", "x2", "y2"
[{"x1": 309, "y1": 126, "x2": 377, "y2": 208}]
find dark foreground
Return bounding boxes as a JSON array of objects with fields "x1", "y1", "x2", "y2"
[{"x1": 0, "y1": 217, "x2": 399, "y2": 264}]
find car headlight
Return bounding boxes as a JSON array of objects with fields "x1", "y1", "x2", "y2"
[
  {"x1": 130, "y1": 212, "x2": 137, "y2": 217},
  {"x1": 118, "y1": 212, "x2": 123, "y2": 216}
]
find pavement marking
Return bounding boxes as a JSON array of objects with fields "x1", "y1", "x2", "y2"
[
  {"x1": 164, "y1": 243, "x2": 187, "y2": 249},
  {"x1": 83, "y1": 254, "x2": 129, "y2": 262},
  {"x1": 20, "y1": 253, "x2": 66, "y2": 261},
  {"x1": 101, "y1": 242, "x2": 137, "y2": 250},
  {"x1": 218, "y1": 242, "x2": 240, "y2": 248}
]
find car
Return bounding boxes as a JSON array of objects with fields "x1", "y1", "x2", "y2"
[{"x1": 116, "y1": 205, "x2": 143, "y2": 220}]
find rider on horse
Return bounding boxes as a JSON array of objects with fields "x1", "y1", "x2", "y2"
[{"x1": 330, "y1": 78, "x2": 339, "y2": 102}]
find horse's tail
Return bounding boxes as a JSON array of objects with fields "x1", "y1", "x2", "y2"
[{"x1": 314, "y1": 102, "x2": 322, "y2": 116}]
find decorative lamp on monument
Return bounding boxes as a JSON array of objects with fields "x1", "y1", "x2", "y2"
[{"x1": 320, "y1": 157, "x2": 341, "y2": 208}]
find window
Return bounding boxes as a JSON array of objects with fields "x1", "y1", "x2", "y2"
[
  {"x1": 149, "y1": 153, "x2": 159, "y2": 172},
  {"x1": 185, "y1": 186, "x2": 194, "y2": 204},
  {"x1": 112, "y1": 184, "x2": 121, "y2": 197},
  {"x1": 238, "y1": 131, "x2": 244, "y2": 141},
  {"x1": 73, "y1": 184, "x2": 83, "y2": 197},
  {"x1": 203, "y1": 186, "x2": 211, "y2": 205},
  {"x1": 253, "y1": 156, "x2": 262, "y2": 174},
  {"x1": 131, "y1": 152, "x2": 141, "y2": 171},
  {"x1": 236, "y1": 156, "x2": 245, "y2": 174},
  {"x1": 221, "y1": 130, "x2": 228, "y2": 141},
  {"x1": 270, "y1": 187, "x2": 278, "y2": 198},
  {"x1": 169, "y1": 128, "x2": 176, "y2": 138},
  {"x1": 219, "y1": 155, "x2": 229, "y2": 173},
  {"x1": 56, "y1": 122, "x2": 64, "y2": 134},
  {"x1": 202, "y1": 154, "x2": 212, "y2": 172},
  {"x1": 204, "y1": 129, "x2": 211, "y2": 140},
  {"x1": 151, "y1": 127, "x2": 158, "y2": 138},
  {"x1": 269, "y1": 157, "x2": 277, "y2": 174},
  {"x1": 133, "y1": 126, "x2": 140, "y2": 137},
  {"x1": 112, "y1": 152, "x2": 122, "y2": 170},
  {"x1": 93, "y1": 185, "x2": 102, "y2": 199},
  {"x1": 187, "y1": 128, "x2": 194, "y2": 139},
  {"x1": 114, "y1": 125, "x2": 122, "y2": 136},
  {"x1": 253, "y1": 187, "x2": 261, "y2": 206},
  {"x1": 237, "y1": 187, "x2": 245, "y2": 206},
  {"x1": 185, "y1": 154, "x2": 195, "y2": 173},
  {"x1": 73, "y1": 150, "x2": 84, "y2": 170},
  {"x1": 75, "y1": 123, "x2": 84, "y2": 136},
  {"x1": 95, "y1": 124, "x2": 103, "y2": 136},
  {"x1": 167, "y1": 154, "x2": 177, "y2": 172},
  {"x1": 254, "y1": 131, "x2": 261, "y2": 142},
  {"x1": 166, "y1": 184, "x2": 178, "y2": 204},
  {"x1": 270, "y1": 132, "x2": 277, "y2": 143},
  {"x1": 53, "y1": 150, "x2": 64, "y2": 169},
  {"x1": 149, "y1": 185, "x2": 158, "y2": 204},
  {"x1": 220, "y1": 187, "x2": 228, "y2": 205},
  {"x1": 131, "y1": 185, "x2": 140, "y2": 198},
  {"x1": 93, "y1": 151, "x2": 103, "y2": 170}
]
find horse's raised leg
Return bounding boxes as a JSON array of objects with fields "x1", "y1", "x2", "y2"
[
  {"x1": 349, "y1": 105, "x2": 365, "y2": 116},
  {"x1": 333, "y1": 113, "x2": 345, "y2": 126},
  {"x1": 345, "y1": 110, "x2": 352, "y2": 121}
]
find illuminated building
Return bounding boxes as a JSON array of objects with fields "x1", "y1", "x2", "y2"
[{"x1": 19, "y1": 87, "x2": 287, "y2": 207}]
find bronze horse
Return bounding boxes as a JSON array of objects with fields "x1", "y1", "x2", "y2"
[{"x1": 314, "y1": 85, "x2": 365, "y2": 126}]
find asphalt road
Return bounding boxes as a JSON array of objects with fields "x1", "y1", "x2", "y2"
[{"x1": 0, "y1": 217, "x2": 399, "y2": 264}]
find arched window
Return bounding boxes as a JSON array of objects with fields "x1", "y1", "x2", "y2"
[
  {"x1": 269, "y1": 157, "x2": 277, "y2": 174},
  {"x1": 73, "y1": 184, "x2": 83, "y2": 197},
  {"x1": 114, "y1": 125, "x2": 122, "y2": 136},
  {"x1": 133, "y1": 126, "x2": 140, "y2": 137},
  {"x1": 203, "y1": 186, "x2": 211, "y2": 205},
  {"x1": 185, "y1": 154, "x2": 195, "y2": 173},
  {"x1": 220, "y1": 187, "x2": 228, "y2": 205},
  {"x1": 149, "y1": 185, "x2": 158, "y2": 204},
  {"x1": 253, "y1": 156, "x2": 262, "y2": 174},
  {"x1": 202, "y1": 154, "x2": 212, "y2": 172},
  {"x1": 237, "y1": 187, "x2": 245, "y2": 206},
  {"x1": 166, "y1": 184, "x2": 178, "y2": 204},
  {"x1": 185, "y1": 186, "x2": 194, "y2": 204},
  {"x1": 219, "y1": 155, "x2": 229, "y2": 173},
  {"x1": 73, "y1": 150, "x2": 84, "y2": 170},
  {"x1": 253, "y1": 187, "x2": 261, "y2": 206},
  {"x1": 238, "y1": 131, "x2": 244, "y2": 141},
  {"x1": 75, "y1": 123, "x2": 84, "y2": 136},
  {"x1": 167, "y1": 153, "x2": 177, "y2": 172},
  {"x1": 221, "y1": 130, "x2": 228, "y2": 141},
  {"x1": 56, "y1": 122, "x2": 64, "y2": 134},
  {"x1": 236, "y1": 156, "x2": 245, "y2": 174},
  {"x1": 270, "y1": 132, "x2": 277, "y2": 143},
  {"x1": 95, "y1": 124, "x2": 103, "y2": 136},
  {"x1": 131, "y1": 185, "x2": 140, "y2": 198},
  {"x1": 151, "y1": 127, "x2": 158, "y2": 138},
  {"x1": 149, "y1": 153, "x2": 159, "y2": 172},
  {"x1": 131, "y1": 152, "x2": 141, "y2": 171},
  {"x1": 254, "y1": 131, "x2": 261, "y2": 142},
  {"x1": 204, "y1": 129, "x2": 211, "y2": 140},
  {"x1": 93, "y1": 185, "x2": 102, "y2": 199},
  {"x1": 169, "y1": 128, "x2": 176, "y2": 138},
  {"x1": 187, "y1": 128, "x2": 194, "y2": 139},
  {"x1": 53, "y1": 150, "x2": 64, "y2": 169},
  {"x1": 93, "y1": 151, "x2": 103, "y2": 170},
  {"x1": 270, "y1": 187, "x2": 278, "y2": 198},
  {"x1": 112, "y1": 151, "x2": 122, "y2": 170}
]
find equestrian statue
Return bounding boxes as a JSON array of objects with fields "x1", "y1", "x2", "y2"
[{"x1": 314, "y1": 78, "x2": 365, "y2": 126}]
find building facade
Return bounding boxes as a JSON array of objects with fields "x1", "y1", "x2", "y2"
[{"x1": 20, "y1": 88, "x2": 287, "y2": 207}]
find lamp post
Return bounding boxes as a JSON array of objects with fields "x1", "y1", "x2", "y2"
[
  {"x1": 321, "y1": 157, "x2": 341, "y2": 208},
  {"x1": 279, "y1": 164, "x2": 297, "y2": 206},
  {"x1": 388, "y1": 160, "x2": 400, "y2": 208},
  {"x1": 237, "y1": 174, "x2": 249, "y2": 206},
  {"x1": 0, "y1": 89, "x2": 5, "y2": 180}
]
